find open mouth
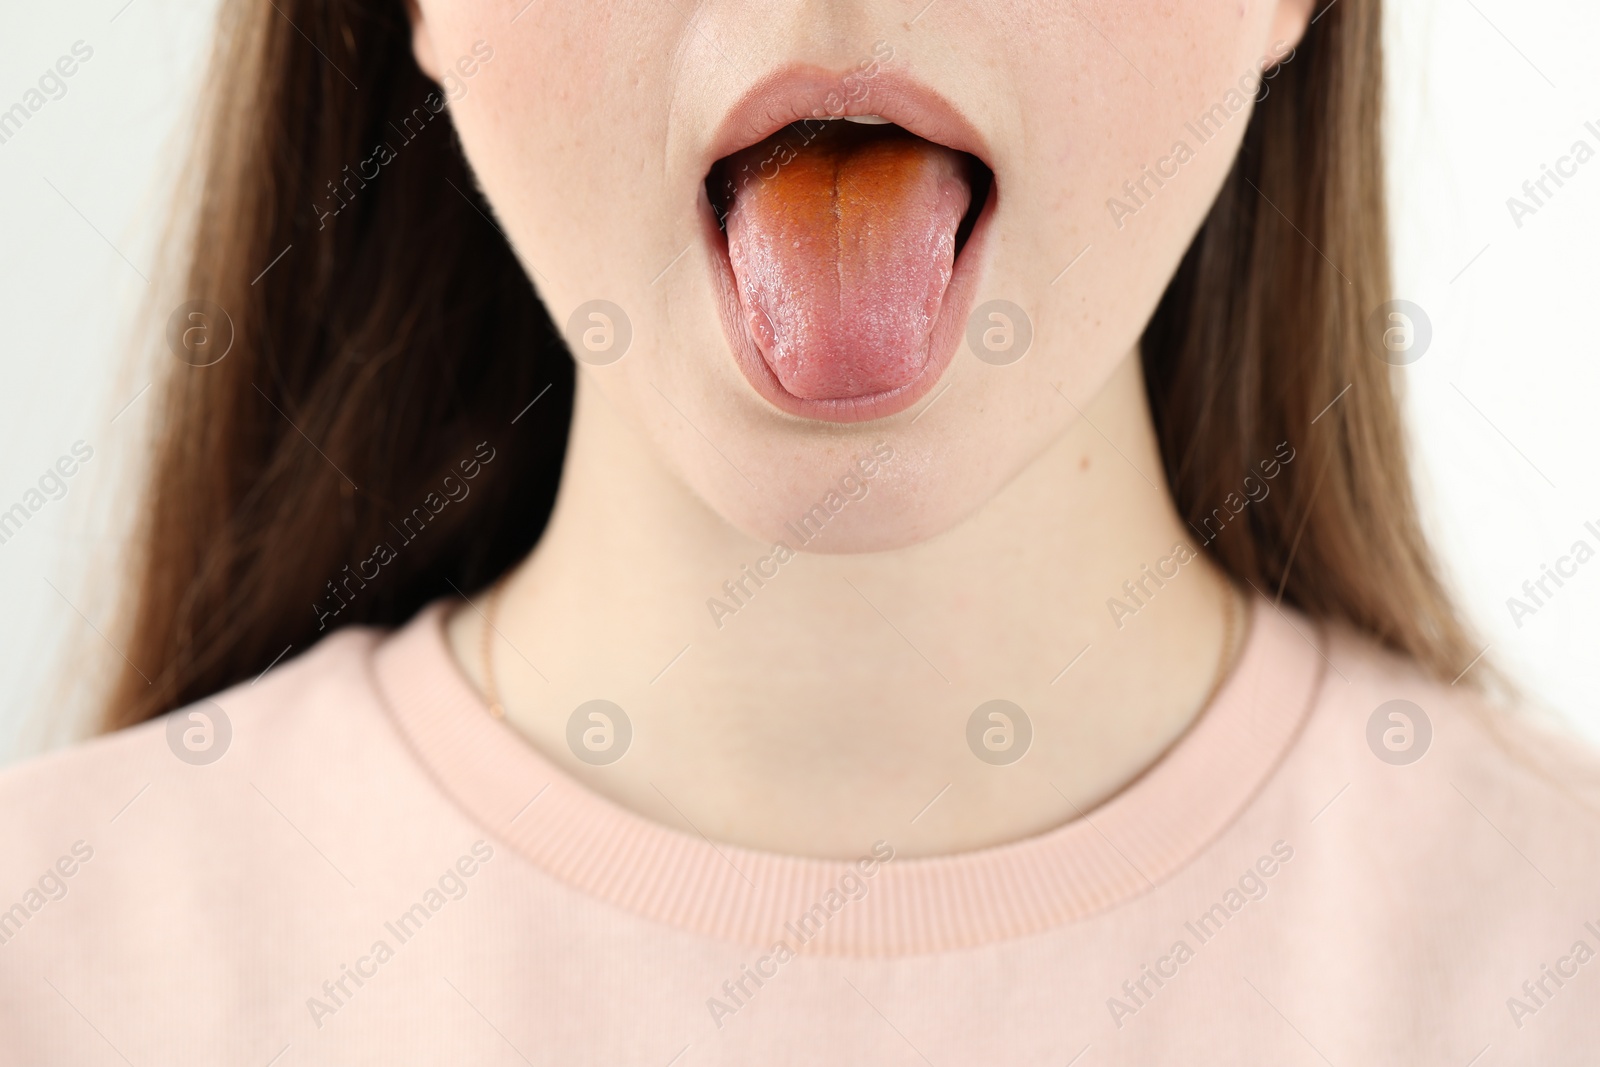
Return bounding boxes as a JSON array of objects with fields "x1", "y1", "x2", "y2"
[{"x1": 700, "y1": 74, "x2": 997, "y2": 423}]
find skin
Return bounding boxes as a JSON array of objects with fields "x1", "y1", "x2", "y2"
[{"x1": 413, "y1": 0, "x2": 1315, "y2": 859}]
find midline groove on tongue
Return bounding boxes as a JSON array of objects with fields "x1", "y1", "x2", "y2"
[{"x1": 722, "y1": 124, "x2": 972, "y2": 401}]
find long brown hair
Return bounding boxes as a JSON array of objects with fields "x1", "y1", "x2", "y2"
[{"x1": 103, "y1": 0, "x2": 1478, "y2": 732}]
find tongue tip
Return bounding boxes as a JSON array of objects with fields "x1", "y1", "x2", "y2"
[
  {"x1": 759, "y1": 330, "x2": 939, "y2": 401},
  {"x1": 746, "y1": 256, "x2": 955, "y2": 401}
]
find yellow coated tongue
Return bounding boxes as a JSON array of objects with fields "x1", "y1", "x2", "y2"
[{"x1": 722, "y1": 123, "x2": 972, "y2": 400}]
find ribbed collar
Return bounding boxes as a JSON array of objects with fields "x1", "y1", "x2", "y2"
[{"x1": 371, "y1": 597, "x2": 1323, "y2": 957}]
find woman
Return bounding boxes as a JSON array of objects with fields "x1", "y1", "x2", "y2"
[{"x1": 2, "y1": 0, "x2": 1595, "y2": 1061}]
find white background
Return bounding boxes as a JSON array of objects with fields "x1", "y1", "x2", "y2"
[{"x1": 0, "y1": 0, "x2": 1595, "y2": 764}]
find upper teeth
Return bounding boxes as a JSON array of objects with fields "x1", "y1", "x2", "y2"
[{"x1": 841, "y1": 114, "x2": 891, "y2": 124}]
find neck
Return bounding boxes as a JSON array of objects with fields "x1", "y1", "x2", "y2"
[{"x1": 447, "y1": 352, "x2": 1238, "y2": 859}]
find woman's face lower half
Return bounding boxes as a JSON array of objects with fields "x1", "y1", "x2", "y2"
[{"x1": 411, "y1": 0, "x2": 1310, "y2": 549}]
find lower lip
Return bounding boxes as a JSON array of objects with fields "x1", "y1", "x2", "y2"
[{"x1": 701, "y1": 174, "x2": 998, "y2": 424}]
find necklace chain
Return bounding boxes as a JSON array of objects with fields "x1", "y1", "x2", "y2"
[
  {"x1": 1205, "y1": 582, "x2": 1243, "y2": 713},
  {"x1": 481, "y1": 580, "x2": 506, "y2": 719}
]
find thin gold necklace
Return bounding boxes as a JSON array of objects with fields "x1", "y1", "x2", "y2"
[
  {"x1": 479, "y1": 577, "x2": 1246, "y2": 722},
  {"x1": 1203, "y1": 582, "x2": 1245, "y2": 714},
  {"x1": 480, "y1": 580, "x2": 507, "y2": 719}
]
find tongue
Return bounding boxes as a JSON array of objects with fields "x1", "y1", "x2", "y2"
[{"x1": 721, "y1": 123, "x2": 972, "y2": 401}]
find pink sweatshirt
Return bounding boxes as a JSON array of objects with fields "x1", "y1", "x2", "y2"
[{"x1": 2, "y1": 598, "x2": 1597, "y2": 1064}]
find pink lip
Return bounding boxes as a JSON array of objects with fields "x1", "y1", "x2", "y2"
[{"x1": 700, "y1": 65, "x2": 998, "y2": 424}]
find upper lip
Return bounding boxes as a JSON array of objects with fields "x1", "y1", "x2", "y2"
[{"x1": 703, "y1": 62, "x2": 995, "y2": 175}]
